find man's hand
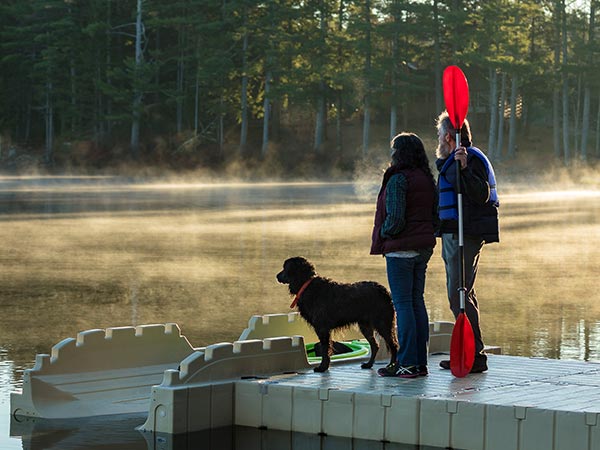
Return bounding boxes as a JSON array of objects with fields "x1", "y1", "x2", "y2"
[{"x1": 454, "y1": 146, "x2": 467, "y2": 169}]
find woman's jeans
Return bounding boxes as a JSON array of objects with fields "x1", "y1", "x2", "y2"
[{"x1": 385, "y1": 250, "x2": 433, "y2": 367}]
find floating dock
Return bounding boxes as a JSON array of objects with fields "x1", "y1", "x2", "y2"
[
  {"x1": 10, "y1": 314, "x2": 600, "y2": 450},
  {"x1": 225, "y1": 353, "x2": 600, "y2": 450}
]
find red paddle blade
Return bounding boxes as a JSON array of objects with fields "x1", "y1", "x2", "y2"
[
  {"x1": 450, "y1": 313, "x2": 475, "y2": 377},
  {"x1": 443, "y1": 65, "x2": 469, "y2": 130}
]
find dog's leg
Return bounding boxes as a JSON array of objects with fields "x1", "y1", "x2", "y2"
[
  {"x1": 314, "y1": 331, "x2": 331, "y2": 372},
  {"x1": 358, "y1": 323, "x2": 378, "y2": 369}
]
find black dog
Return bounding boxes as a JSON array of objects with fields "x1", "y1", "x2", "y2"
[{"x1": 276, "y1": 256, "x2": 398, "y2": 372}]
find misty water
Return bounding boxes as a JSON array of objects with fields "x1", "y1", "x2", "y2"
[{"x1": 1, "y1": 175, "x2": 600, "y2": 449}]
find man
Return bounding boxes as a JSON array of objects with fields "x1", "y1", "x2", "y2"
[{"x1": 435, "y1": 111, "x2": 499, "y2": 373}]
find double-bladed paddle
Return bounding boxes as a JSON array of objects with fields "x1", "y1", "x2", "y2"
[{"x1": 442, "y1": 65, "x2": 475, "y2": 378}]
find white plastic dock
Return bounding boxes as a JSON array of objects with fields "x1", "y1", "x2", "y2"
[
  {"x1": 10, "y1": 314, "x2": 600, "y2": 450},
  {"x1": 227, "y1": 353, "x2": 600, "y2": 450}
]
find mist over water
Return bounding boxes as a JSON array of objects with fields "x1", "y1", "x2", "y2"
[{"x1": 1, "y1": 175, "x2": 600, "y2": 449}]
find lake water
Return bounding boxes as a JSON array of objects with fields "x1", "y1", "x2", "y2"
[{"x1": 1, "y1": 176, "x2": 599, "y2": 449}]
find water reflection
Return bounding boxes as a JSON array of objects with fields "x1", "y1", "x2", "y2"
[
  {"x1": 558, "y1": 318, "x2": 600, "y2": 361},
  {"x1": 11, "y1": 414, "x2": 147, "y2": 450},
  {"x1": 1, "y1": 177, "x2": 600, "y2": 449},
  {"x1": 0, "y1": 177, "x2": 362, "y2": 218},
  {"x1": 11, "y1": 418, "x2": 438, "y2": 450}
]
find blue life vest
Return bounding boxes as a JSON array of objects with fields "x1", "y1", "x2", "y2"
[{"x1": 438, "y1": 147, "x2": 498, "y2": 221}]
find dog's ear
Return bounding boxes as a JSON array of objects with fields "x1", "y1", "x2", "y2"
[
  {"x1": 288, "y1": 256, "x2": 316, "y2": 279},
  {"x1": 282, "y1": 257, "x2": 317, "y2": 294}
]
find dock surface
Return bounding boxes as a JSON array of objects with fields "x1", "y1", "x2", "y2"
[
  {"x1": 232, "y1": 353, "x2": 600, "y2": 450},
  {"x1": 11, "y1": 317, "x2": 600, "y2": 450}
]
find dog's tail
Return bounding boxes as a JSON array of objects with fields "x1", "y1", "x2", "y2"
[{"x1": 371, "y1": 283, "x2": 398, "y2": 353}]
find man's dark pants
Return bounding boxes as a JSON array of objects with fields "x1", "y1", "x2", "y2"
[{"x1": 441, "y1": 233, "x2": 487, "y2": 362}]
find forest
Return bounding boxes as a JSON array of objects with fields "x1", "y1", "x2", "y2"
[{"x1": 0, "y1": 0, "x2": 598, "y2": 177}]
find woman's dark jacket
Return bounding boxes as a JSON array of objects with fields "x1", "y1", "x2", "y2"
[{"x1": 370, "y1": 166, "x2": 437, "y2": 255}]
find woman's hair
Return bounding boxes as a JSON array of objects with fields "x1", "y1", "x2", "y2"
[
  {"x1": 390, "y1": 132, "x2": 435, "y2": 184},
  {"x1": 436, "y1": 110, "x2": 472, "y2": 147}
]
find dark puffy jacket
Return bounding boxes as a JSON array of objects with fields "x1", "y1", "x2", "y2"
[
  {"x1": 371, "y1": 166, "x2": 436, "y2": 255},
  {"x1": 435, "y1": 148, "x2": 500, "y2": 243}
]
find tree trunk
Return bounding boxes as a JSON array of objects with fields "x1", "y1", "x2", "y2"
[
  {"x1": 94, "y1": 64, "x2": 103, "y2": 144},
  {"x1": 433, "y1": 0, "x2": 442, "y2": 114},
  {"x1": 522, "y1": 15, "x2": 536, "y2": 139},
  {"x1": 271, "y1": 81, "x2": 281, "y2": 142},
  {"x1": 487, "y1": 67, "x2": 498, "y2": 159},
  {"x1": 362, "y1": 0, "x2": 372, "y2": 155},
  {"x1": 496, "y1": 72, "x2": 507, "y2": 160},
  {"x1": 390, "y1": 3, "x2": 400, "y2": 141},
  {"x1": 45, "y1": 81, "x2": 54, "y2": 165},
  {"x1": 102, "y1": 2, "x2": 113, "y2": 143},
  {"x1": 106, "y1": 52, "x2": 112, "y2": 140},
  {"x1": 561, "y1": 0, "x2": 569, "y2": 165},
  {"x1": 314, "y1": 1, "x2": 327, "y2": 153},
  {"x1": 24, "y1": 94, "x2": 32, "y2": 142},
  {"x1": 581, "y1": 86, "x2": 590, "y2": 161},
  {"x1": 314, "y1": 82, "x2": 326, "y2": 153},
  {"x1": 581, "y1": 0, "x2": 596, "y2": 162},
  {"x1": 553, "y1": 89, "x2": 561, "y2": 159},
  {"x1": 507, "y1": 74, "x2": 518, "y2": 159},
  {"x1": 176, "y1": 30, "x2": 185, "y2": 135},
  {"x1": 70, "y1": 60, "x2": 76, "y2": 134},
  {"x1": 363, "y1": 98, "x2": 370, "y2": 155},
  {"x1": 553, "y1": 0, "x2": 561, "y2": 159},
  {"x1": 574, "y1": 74, "x2": 582, "y2": 154},
  {"x1": 194, "y1": 59, "x2": 200, "y2": 136},
  {"x1": 335, "y1": 0, "x2": 344, "y2": 155},
  {"x1": 562, "y1": 79, "x2": 569, "y2": 164},
  {"x1": 522, "y1": 100, "x2": 529, "y2": 137},
  {"x1": 596, "y1": 91, "x2": 600, "y2": 157},
  {"x1": 239, "y1": 26, "x2": 249, "y2": 156},
  {"x1": 336, "y1": 91, "x2": 343, "y2": 154},
  {"x1": 219, "y1": 95, "x2": 224, "y2": 152},
  {"x1": 261, "y1": 70, "x2": 271, "y2": 158},
  {"x1": 130, "y1": 0, "x2": 143, "y2": 159},
  {"x1": 390, "y1": 105, "x2": 397, "y2": 142}
]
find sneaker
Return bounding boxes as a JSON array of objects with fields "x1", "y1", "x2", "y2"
[
  {"x1": 378, "y1": 362, "x2": 420, "y2": 378},
  {"x1": 417, "y1": 365, "x2": 428, "y2": 376},
  {"x1": 439, "y1": 358, "x2": 488, "y2": 373},
  {"x1": 396, "y1": 365, "x2": 420, "y2": 378},
  {"x1": 377, "y1": 362, "x2": 399, "y2": 377},
  {"x1": 471, "y1": 359, "x2": 488, "y2": 373}
]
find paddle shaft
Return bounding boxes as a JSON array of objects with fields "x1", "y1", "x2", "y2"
[
  {"x1": 455, "y1": 130, "x2": 467, "y2": 313},
  {"x1": 444, "y1": 65, "x2": 475, "y2": 377}
]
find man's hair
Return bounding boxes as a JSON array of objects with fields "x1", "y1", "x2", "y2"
[{"x1": 437, "y1": 110, "x2": 472, "y2": 146}]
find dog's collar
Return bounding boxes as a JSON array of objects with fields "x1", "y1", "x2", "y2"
[{"x1": 290, "y1": 277, "x2": 315, "y2": 309}]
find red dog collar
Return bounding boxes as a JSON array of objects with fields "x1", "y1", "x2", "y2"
[{"x1": 290, "y1": 278, "x2": 314, "y2": 309}]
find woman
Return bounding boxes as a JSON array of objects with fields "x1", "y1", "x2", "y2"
[{"x1": 370, "y1": 132, "x2": 437, "y2": 378}]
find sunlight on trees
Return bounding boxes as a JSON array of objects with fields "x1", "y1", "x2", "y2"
[{"x1": 0, "y1": 0, "x2": 598, "y2": 173}]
